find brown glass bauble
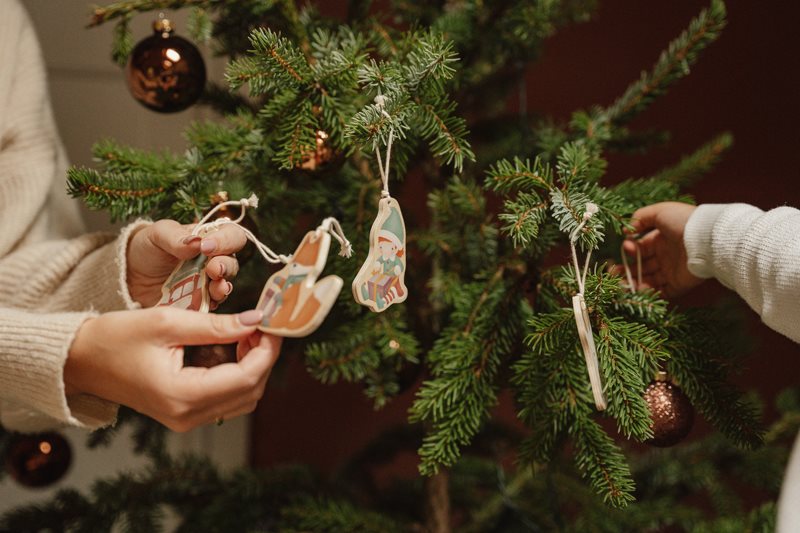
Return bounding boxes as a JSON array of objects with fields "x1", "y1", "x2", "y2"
[
  {"x1": 126, "y1": 18, "x2": 206, "y2": 113},
  {"x1": 644, "y1": 376, "x2": 695, "y2": 447},
  {"x1": 5, "y1": 432, "x2": 72, "y2": 488}
]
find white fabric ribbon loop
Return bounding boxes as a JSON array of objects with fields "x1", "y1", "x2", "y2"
[{"x1": 569, "y1": 202, "x2": 607, "y2": 411}]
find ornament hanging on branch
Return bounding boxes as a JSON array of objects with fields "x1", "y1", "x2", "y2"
[
  {"x1": 620, "y1": 240, "x2": 695, "y2": 447},
  {"x1": 5, "y1": 432, "x2": 72, "y2": 488},
  {"x1": 352, "y1": 95, "x2": 408, "y2": 312},
  {"x1": 158, "y1": 194, "x2": 353, "y2": 338},
  {"x1": 569, "y1": 202, "x2": 606, "y2": 410},
  {"x1": 126, "y1": 16, "x2": 206, "y2": 113},
  {"x1": 644, "y1": 372, "x2": 695, "y2": 447}
]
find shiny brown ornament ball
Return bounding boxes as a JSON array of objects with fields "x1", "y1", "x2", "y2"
[
  {"x1": 644, "y1": 379, "x2": 694, "y2": 447},
  {"x1": 126, "y1": 19, "x2": 206, "y2": 113},
  {"x1": 5, "y1": 432, "x2": 72, "y2": 488}
]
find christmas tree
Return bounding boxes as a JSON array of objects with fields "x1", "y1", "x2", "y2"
[{"x1": 2, "y1": 0, "x2": 797, "y2": 530}]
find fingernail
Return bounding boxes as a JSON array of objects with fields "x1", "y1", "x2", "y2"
[
  {"x1": 219, "y1": 263, "x2": 226, "y2": 277},
  {"x1": 201, "y1": 239, "x2": 217, "y2": 254},
  {"x1": 238, "y1": 309, "x2": 263, "y2": 326},
  {"x1": 182, "y1": 235, "x2": 201, "y2": 244},
  {"x1": 224, "y1": 281, "x2": 233, "y2": 295}
]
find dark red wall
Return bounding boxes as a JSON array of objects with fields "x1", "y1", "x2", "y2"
[{"x1": 251, "y1": 0, "x2": 800, "y2": 475}]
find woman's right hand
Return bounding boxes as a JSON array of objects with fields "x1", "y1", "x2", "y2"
[{"x1": 65, "y1": 307, "x2": 280, "y2": 432}]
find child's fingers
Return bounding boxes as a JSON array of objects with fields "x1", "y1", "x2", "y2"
[{"x1": 629, "y1": 204, "x2": 665, "y2": 234}]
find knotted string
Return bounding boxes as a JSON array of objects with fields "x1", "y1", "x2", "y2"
[
  {"x1": 373, "y1": 94, "x2": 395, "y2": 198},
  {"x1": 191, "y1": 194, "x2": 291, "y2": 264},
  {"x1": 191, "y1": 194, "x2": 353, "y2": 264},
  {"x1": 318, "y1": 217, "x2": 354, "y2": 258},
  {"x1": 569, "y1": 202, "x2": 607, "y2": 411}
]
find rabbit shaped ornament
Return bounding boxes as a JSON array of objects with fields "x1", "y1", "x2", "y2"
[{"x1": 157, "y1": 194, "x2": 352, "y2": 337}]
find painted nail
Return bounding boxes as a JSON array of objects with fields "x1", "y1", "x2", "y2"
[
  {"x1": 182, "y1": 235, "x2": 201, "y2": 245},
  {"x1": 238, "y1": 309, "x2": 263, "y2": 326},
  {"x1": 201, "y1": 239, "x2": 217, "y2": 254},
  {"x1": 224, "y1": 281, "x2": 233, "y2": 295}
]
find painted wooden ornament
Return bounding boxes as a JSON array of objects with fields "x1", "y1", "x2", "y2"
[
  {"x1": 256, "y1": 223, "x2": 347, "y2": 337},
  {"x1": 157, "y1": 253, "x2": 210, "y2": 312},
  {"x1": 352, "y1": 196, "x2": 408, "y2": 312}
]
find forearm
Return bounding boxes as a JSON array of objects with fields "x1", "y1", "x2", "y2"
[
  {"x1": 0, "y1": 220, "x2": 150, "y2": 313},
  {"x1": 0, "y1": 307, "x2": 117, "y2": 431},
  {"x1": 684, "y1": 203, "x2": 800, "y2": 342}
]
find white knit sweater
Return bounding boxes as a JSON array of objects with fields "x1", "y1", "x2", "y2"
[
  {"x1": 0, "y1": 1, "x2": 141, "y2": 432},
  {"x1": 685, "y1": 204, "x2": 800, "y2": 532}
]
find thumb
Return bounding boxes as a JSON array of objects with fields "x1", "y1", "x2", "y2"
[
  {"x1": 146, "y1": 219, "x2": 202, "y2": 260},
  {"x1": 152, "y1": 308, "x2": 263, "y2": 346},
  {"x1": 629, "y1": 203, "x2": 664, "y2": 235}
]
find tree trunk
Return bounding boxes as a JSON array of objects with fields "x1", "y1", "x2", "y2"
[{"x1": 424, "y1": 469, "x2": 451, "y2": 533}]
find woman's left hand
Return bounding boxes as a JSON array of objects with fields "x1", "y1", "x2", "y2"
[{"x1": 126, "y1": 220, "x2": 247, "y2": 308}]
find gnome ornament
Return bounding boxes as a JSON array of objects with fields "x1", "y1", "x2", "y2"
[
  {"x1": 353, "y1": 198, "x2": 407, "y2": 312},
  {"x1": 352, "y1": 94, "x2": 408, "y2": 313}
]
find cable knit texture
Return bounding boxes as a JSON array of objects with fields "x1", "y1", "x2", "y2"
[
  {"x1": 684, "y1": 203, "x2": 800, "y2": 533},
  {"x1": 0, "y1": 1, "x2": 144, "y2": 432},
  {"x1": 684, "y1": 203, "x2": 800, "y2": 343}
]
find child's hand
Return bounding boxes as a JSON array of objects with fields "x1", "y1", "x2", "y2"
[
  {"x1": 65, "y1": 307, "x2": 281, "y2": 432},
  {"x1": 126, "y1": 220, "x2": 247, "y2": 307},
  {"x1": 624, "y1": 202, "x2": 704, "y2": 298}
]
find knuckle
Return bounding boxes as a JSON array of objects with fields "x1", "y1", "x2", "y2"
[{"x1": 209, "y1": 313, "x2": 233, "y2": 337}]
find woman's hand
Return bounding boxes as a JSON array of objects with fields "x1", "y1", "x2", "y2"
[
  {"x1": 624, "y1": 202, "x2": 704, "y2": 298},
  {"x1": 126, "y1": 220, "x2": 247, "y2": 308},
  {"x1": 65, "y1": 307, "x2": 280, "y2": 432}
]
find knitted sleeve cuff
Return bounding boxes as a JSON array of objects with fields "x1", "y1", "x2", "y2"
[
  {"x1": 0, "y1": 309, "x2": 118, "y2": 431},
  {"x1": 684, "y1": 204, "x2": 729, "y2": 280},
  {"x1": 66, "y1": 219, "x2": 151, "y2": 312}
]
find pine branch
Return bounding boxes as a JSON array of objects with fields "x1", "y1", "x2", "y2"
[
  {"x1": 485, "y1": 156, "x2": 554, "y2": 194},
  {"x1": 571, "y1": 417, "x2": 636, "y2": 507},
  {"x1": 67, "y1": 167, "x2": 170, "y2": 222},
  {"x1": 601, "y1": 0, "x2": 727, "y2": 125},
  {"x1": 651, "y1": 131, "x2": 733, "y2": 187}
]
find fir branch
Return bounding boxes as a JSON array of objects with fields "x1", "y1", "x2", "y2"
[
  {"x1": 88, "y1": 0, "x2": 220, "y2": 27},
  {"x1": 601, "y1": 0, "x2": 727, "y2": 125},
  {"x1": 498, "y1": 192, "x2": 548, "y2": 247},
  {"x1": 651, "y1": 131, "x2": 733, "y2": 187},
  {"x1": 596, "y1": 317, "x2": 666, "y2": 441},
  {"x1": 187, "y1": 6, "x2": 213, "y2": 43},
  {"x1": 485, "y1": 156, "x2": 554, "y2": 194},
  {"x1": 110, "y1": 16, "x2": 133, "y2": 66},
  {"x1": 549, "y1": 188, "x2": 605, "y2": 251},
  {"x1": 571, "y1": 417, "x2": 636, "y2": 507},
  {"x1": 415, "y1": 99, "x2": 475, "y2": 171},
  {"x1": 278, "y1": 497, "x2": 403, "y2": 533},
  {"x1": 411, "y1": 270, "x2": 526, "y2": 476},
  {"x1": 664, "y1": 310, "x2": 765, "y2": 450},
  {"x1": 67, "y1": 167, "x2": 170, "y2": 222}
]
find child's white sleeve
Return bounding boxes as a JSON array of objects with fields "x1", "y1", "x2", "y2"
[{"x1": 684, "y1": 203, "x2": 800, "y2": 343}]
